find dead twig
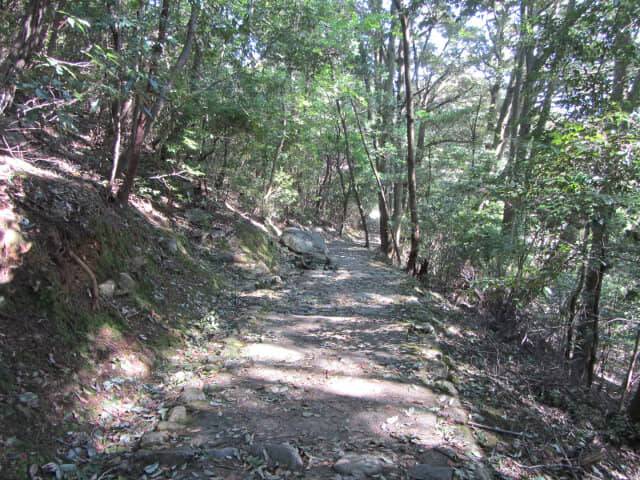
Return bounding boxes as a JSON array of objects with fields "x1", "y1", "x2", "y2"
[
  {"x1": 553, "y1": 430, "x2": 579, "y2": 480},
  {"x1": 67, "y1": 249, "x2": 98, "y2": 310},
  {"x1": 1, "y1": 134, "x2": 19, "y2": 159},
  {"x1": 467, "y1": 421, "x2": 533, "y2": 438},
  {"x1": 514, "y1": 461, "x2": 580, "y2": 472}
]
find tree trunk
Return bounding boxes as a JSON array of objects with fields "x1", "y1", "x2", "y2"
[
  {"x1": 314, "y1": 155, "x2": 332, "y2": 217},
  {"x1": 0, "y1": 0, "x2": 54, "y2": 114},
  {"x1": 264, "y1": 110, "x2": 287, "y2": 199},
  {"x1": 117, "y1": 0, "x2": 200, "y2": 204},
  {"x1": 350, "y1": 98, "x2": 400, "y2": 263},
  {"x1": 335, "y1": 150, "x2": 349, "y2": 237},
  {"x1": 215, "y1": 138, "x2": 230, "y2": 190},
  {"x1": 620, "y1": 325, "x2": 640, "y2": 412},
  {"x1": 629, "y1": 385, "x2": 640, "y2": 422},
  {"x1": 45, "y1": 0, "x2": 66, "y2": 56},
  {"x1": 395, "y1": 2, "x2": 420, "y2": 273},
  {"x1": 376, "y1": 0, "x2": 397, "y2": 258},
  {"x1": 337, "y1": 100, "x2": 369, "y2": 248},
  {"x1": 572, "y1": 212, "x2": 609, "y2": 385}
]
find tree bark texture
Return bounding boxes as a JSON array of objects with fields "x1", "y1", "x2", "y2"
[
  {"x1": 0, "y1": 0, "x2": 54, "y2": 115},
  {"x1": 337, "y1": 100, "x2": 369, "y2": 248},
  {"x1": 350, "y1": 98, "x2": 400, "y2": 263},
  {"x1": 117, "y1": 0, "x2": 199, "y2": 204},
  {"x1": 572, "y1": 213, "x2": 608, "y2": 385},
  {"x1": 395, "y1": 2, "x2": 420, "y2": 273}
]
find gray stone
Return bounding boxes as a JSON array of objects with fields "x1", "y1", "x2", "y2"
[
  {"x1": 280, "y1": 228, "x2": 329, "y2": 268},
  {"x1": 168, "y1": 405, "x2": 188, "y2": 424},
  {"x1": 435, "y1": 379, "x2": 458, "y2": 396},
  {"x1": 250, "y1": 443, "x2": 303, "y2": 471},
  {"x1": 18, "y1": 392, "x2": 38, "y2": 408},
  {"x1": 333, "y1": 454, "x2": 384, "y2": 477},
  {"x1": 139, "y1": 431, "x2": 169, "y2": 448},
  {"x1": 180, "y1": 387, "x2": 206, "y2": 403},
  {"x1": 466, "y1": 462, "x2": 493, "y2": 480},
  {"x1": 98, "y1": 280, "x2": 116, "y2": 298},
  {"x1": 409, "y1": 464, "x2": 453, "y2": 480},
  {"x1": 117, "y1": 272, "x2": 135, "y2": 294},
  {"x1": 223, "y1": 359, "x2": 247, "y2": 370},
  {"x1": 129, "y1": 256, "x2": 146, "y2": 272},
  {"x1": 213, "y1": 251, "x2": 235, "y2": 264},
  {"x1": 135, "y1": 447, "x2": 196, "y2": 465},
  {"x1": 419, "y1": 449, "x2": 452, "y2": 467},
  {"x1": 156, "y1": 421, "x2": 183, "y2": 432},
  {"x1": 206, "y1": 447, "x2": 240, "y2": 460},
  {"x1": 164, "y1": 237, "x2": 179, "y2": 254},
  {"x1": 442, "y1": 407, "x2": 468, "y2": 424}
]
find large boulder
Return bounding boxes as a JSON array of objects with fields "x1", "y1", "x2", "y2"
[{"x1": 280, "y1": 228, "x2": 330, "y2": 269}]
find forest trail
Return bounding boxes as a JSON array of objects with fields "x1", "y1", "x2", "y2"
[{"x1": 128, "y1": 237, "x2": 488, "y2": 479}]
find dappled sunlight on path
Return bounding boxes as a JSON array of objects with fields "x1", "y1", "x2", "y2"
[{"x1": 150, "y1": 238, "x2": 488, "y2": 478}]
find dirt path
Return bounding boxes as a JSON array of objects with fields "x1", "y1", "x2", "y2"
[{"x1": 127, "y1": 238, "x2": 487, "y2": 479}]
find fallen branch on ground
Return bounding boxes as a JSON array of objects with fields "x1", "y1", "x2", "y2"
[
  {"x1": 68, "y1": 249, "x2": 98, "y2": 310},
  {"x1": 467, "y1": 421, "x2": 533, "y2": 438}
]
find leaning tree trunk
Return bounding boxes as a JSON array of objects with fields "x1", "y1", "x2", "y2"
[
  {"x1": 350, "y1": 98, "x2": 400, "y2": 263},
  {"x1": 264, "y1": 109, "x2": 287, "y2": 200},
  {"x1": 117, "y1": 0, "x2": 199, "y2": 204},
  {"x1": 0, "y1": 0, "x2": 54, "y2": 115},
  {"x1": 395, "y1": 2, "x2": 420, "y2": 273},
  {"x1": 620, "y1": 325, "x2": 640, "y2": 412}
]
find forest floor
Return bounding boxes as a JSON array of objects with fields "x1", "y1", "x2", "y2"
[{"x1": 1, "y1": 130, "x2": 639, "y2": 479}]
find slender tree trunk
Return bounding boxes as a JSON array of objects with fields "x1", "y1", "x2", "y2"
[
  {"x1": 395, "y1": 2, "x2": 420, "y2": 273},
  {"x1": 374, "y1": 0, "x2": 397, "y2": 258},
  {"x1": 315, "y1": 155, "x2": 332, "y2": 217},
  {"x1": 620, "y1": 325, "x2": 640, "y2": 412},
  {"x1": 45, "y1": 0, "x2": 66, "y2": 56},
  {"x1": 564, "y1": 263, "x2": 585, "y2": 360},
  {"x1": 264, "y1": 111, "x2": 287, "y2": 199},
  {"x1": 336, "y1": 100, "x2": 369, "y2": 248},
  {"x1": 109, "y1": 95, "x2": 123, "y2": 191},
  {"x1": 350, "y1": 98, "x2": 400, "y2": 263},
  {"x1": 335, "y1": 151, "x2": 349, "y2": 237},
  {"x1": 563, "y1": 225, "x2": 590, "y2": 359},
  {"x1": 215, "y1": 138, "x2": 230, "y2": 190},
  {"x1": 572, "y1": 212, "x2": 609, "y2": 385},
  {"x1": 117, "y1": 0, "x2": 200, "y2": 204}
]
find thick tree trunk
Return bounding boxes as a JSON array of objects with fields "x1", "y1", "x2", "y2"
[{"x1": 395, "y1": 3, "x2": 420, "y2": 273}]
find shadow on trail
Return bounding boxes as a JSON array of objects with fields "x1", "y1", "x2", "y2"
[{"x1": 128, "y1": 237, "x2": 491, "y2": 479}]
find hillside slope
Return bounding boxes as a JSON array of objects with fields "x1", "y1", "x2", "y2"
[{"x1": 0, "y1": 137, "x2": 638, "y2": 479}]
